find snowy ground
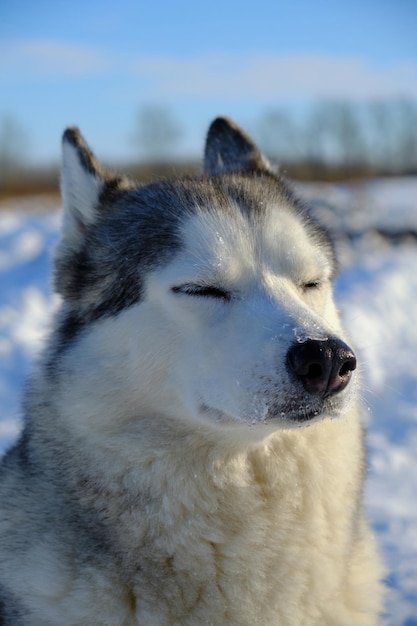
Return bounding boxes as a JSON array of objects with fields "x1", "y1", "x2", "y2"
[{"x1": 1, "y1": 178, "x2": 416, "y2": 624}]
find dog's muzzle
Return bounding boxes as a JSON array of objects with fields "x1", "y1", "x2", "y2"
[{"x1": 286, "y1": 337, "x2": 357, "y2": 398}]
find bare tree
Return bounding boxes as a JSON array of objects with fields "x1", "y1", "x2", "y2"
[
  {"x1": 256, "y1": 108, "x2": 300, "y2": 162},
  {"x1": 395, "y1": 99, "x2": 417, "y2": 172},
  {"x1": 134, "y1": 105, "x2": 182, "y2": 162},
  {"x1": 0, "y1": 116, "x2": 29, "y2": 186},
  {"x1": 366, "y1": 100, "x2": 398, "y2": 171},
  {"x1": 305, "y1": 101, "x2": 365, "y2": 173},
  {"x1": 364, "y1": 99, "x2": 417, "y2": 173}
]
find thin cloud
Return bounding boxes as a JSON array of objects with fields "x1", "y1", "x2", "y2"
[
  {"x1": 2, "y1": 40, "x2": 416, "y2": 102},
  {"x1": 134, "y1": 53, "x2": 417, "y2": 101},
  {"x1": 0, "y1": 39, "x2": 112, "y2": 79}
]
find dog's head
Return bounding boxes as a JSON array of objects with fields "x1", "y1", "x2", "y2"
[{"x1": 53, "y1": 117, "x2": 356, "y2": 433}]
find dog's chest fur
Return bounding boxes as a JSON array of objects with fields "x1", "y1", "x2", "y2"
[{"x1": 51, "y1": 414, "x2": 370, "y2": 626}]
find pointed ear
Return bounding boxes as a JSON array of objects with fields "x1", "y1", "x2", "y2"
[
  {"x1": 203, "y1": 116, "x2": 271, "y2": 175},
  {"x1": 60, "y1": 127, "x2": 105, "y2": 247}
]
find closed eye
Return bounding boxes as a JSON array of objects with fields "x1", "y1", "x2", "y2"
[
  {"x1": 301, "y1": 280, "x2": 321, "y2": 291},
  {"x1": 172, "y1": 284, "x2": 231, "y2": 302}
]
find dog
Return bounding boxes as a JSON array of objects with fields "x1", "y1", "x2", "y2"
[{"x1": 0, "y1": 117, "x2": 384, "y2": 624}]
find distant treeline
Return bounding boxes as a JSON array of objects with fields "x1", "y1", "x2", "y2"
[
  {"x1": 1, "y1": 98, "x2": 417, "y2": 198},
  {"x1": 256, "y1": 99, "x2": 417, "y2": 179}
]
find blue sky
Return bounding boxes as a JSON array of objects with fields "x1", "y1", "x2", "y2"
[{"x1": 1, "y1": 0, "x2": 417, "y2": 164}]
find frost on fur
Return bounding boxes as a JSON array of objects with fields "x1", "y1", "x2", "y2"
[{"x1": 60, "y1": 127, "x2": 105, "y2": 248}]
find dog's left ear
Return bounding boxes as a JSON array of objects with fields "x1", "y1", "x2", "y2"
[
  {"x1": 60, "y1": 127, "x2": 107, "y2": 247},
  {"x1": 203, "y1": 116, "x2": 271, "y2": 175}
]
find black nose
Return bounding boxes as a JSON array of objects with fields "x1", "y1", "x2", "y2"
[{"x1": 286, "y1": 338, "x2": 357, "y2": 397}]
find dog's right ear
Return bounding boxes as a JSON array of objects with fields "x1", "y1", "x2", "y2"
[{"x1": 60, "y1": 127, "x2": 106, "y2": 247}]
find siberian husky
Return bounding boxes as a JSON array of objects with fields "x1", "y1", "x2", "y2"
[{"x1": 0, "y1": 117, "x2": 384, "y2": 624}]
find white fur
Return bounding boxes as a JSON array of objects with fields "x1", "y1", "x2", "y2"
[
  {"x1": 16, "y1": 206, "x2": 383, "y2": 625},
  {"x1": 10, "y1": 408, "x2": 382, "y2": 625}
]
